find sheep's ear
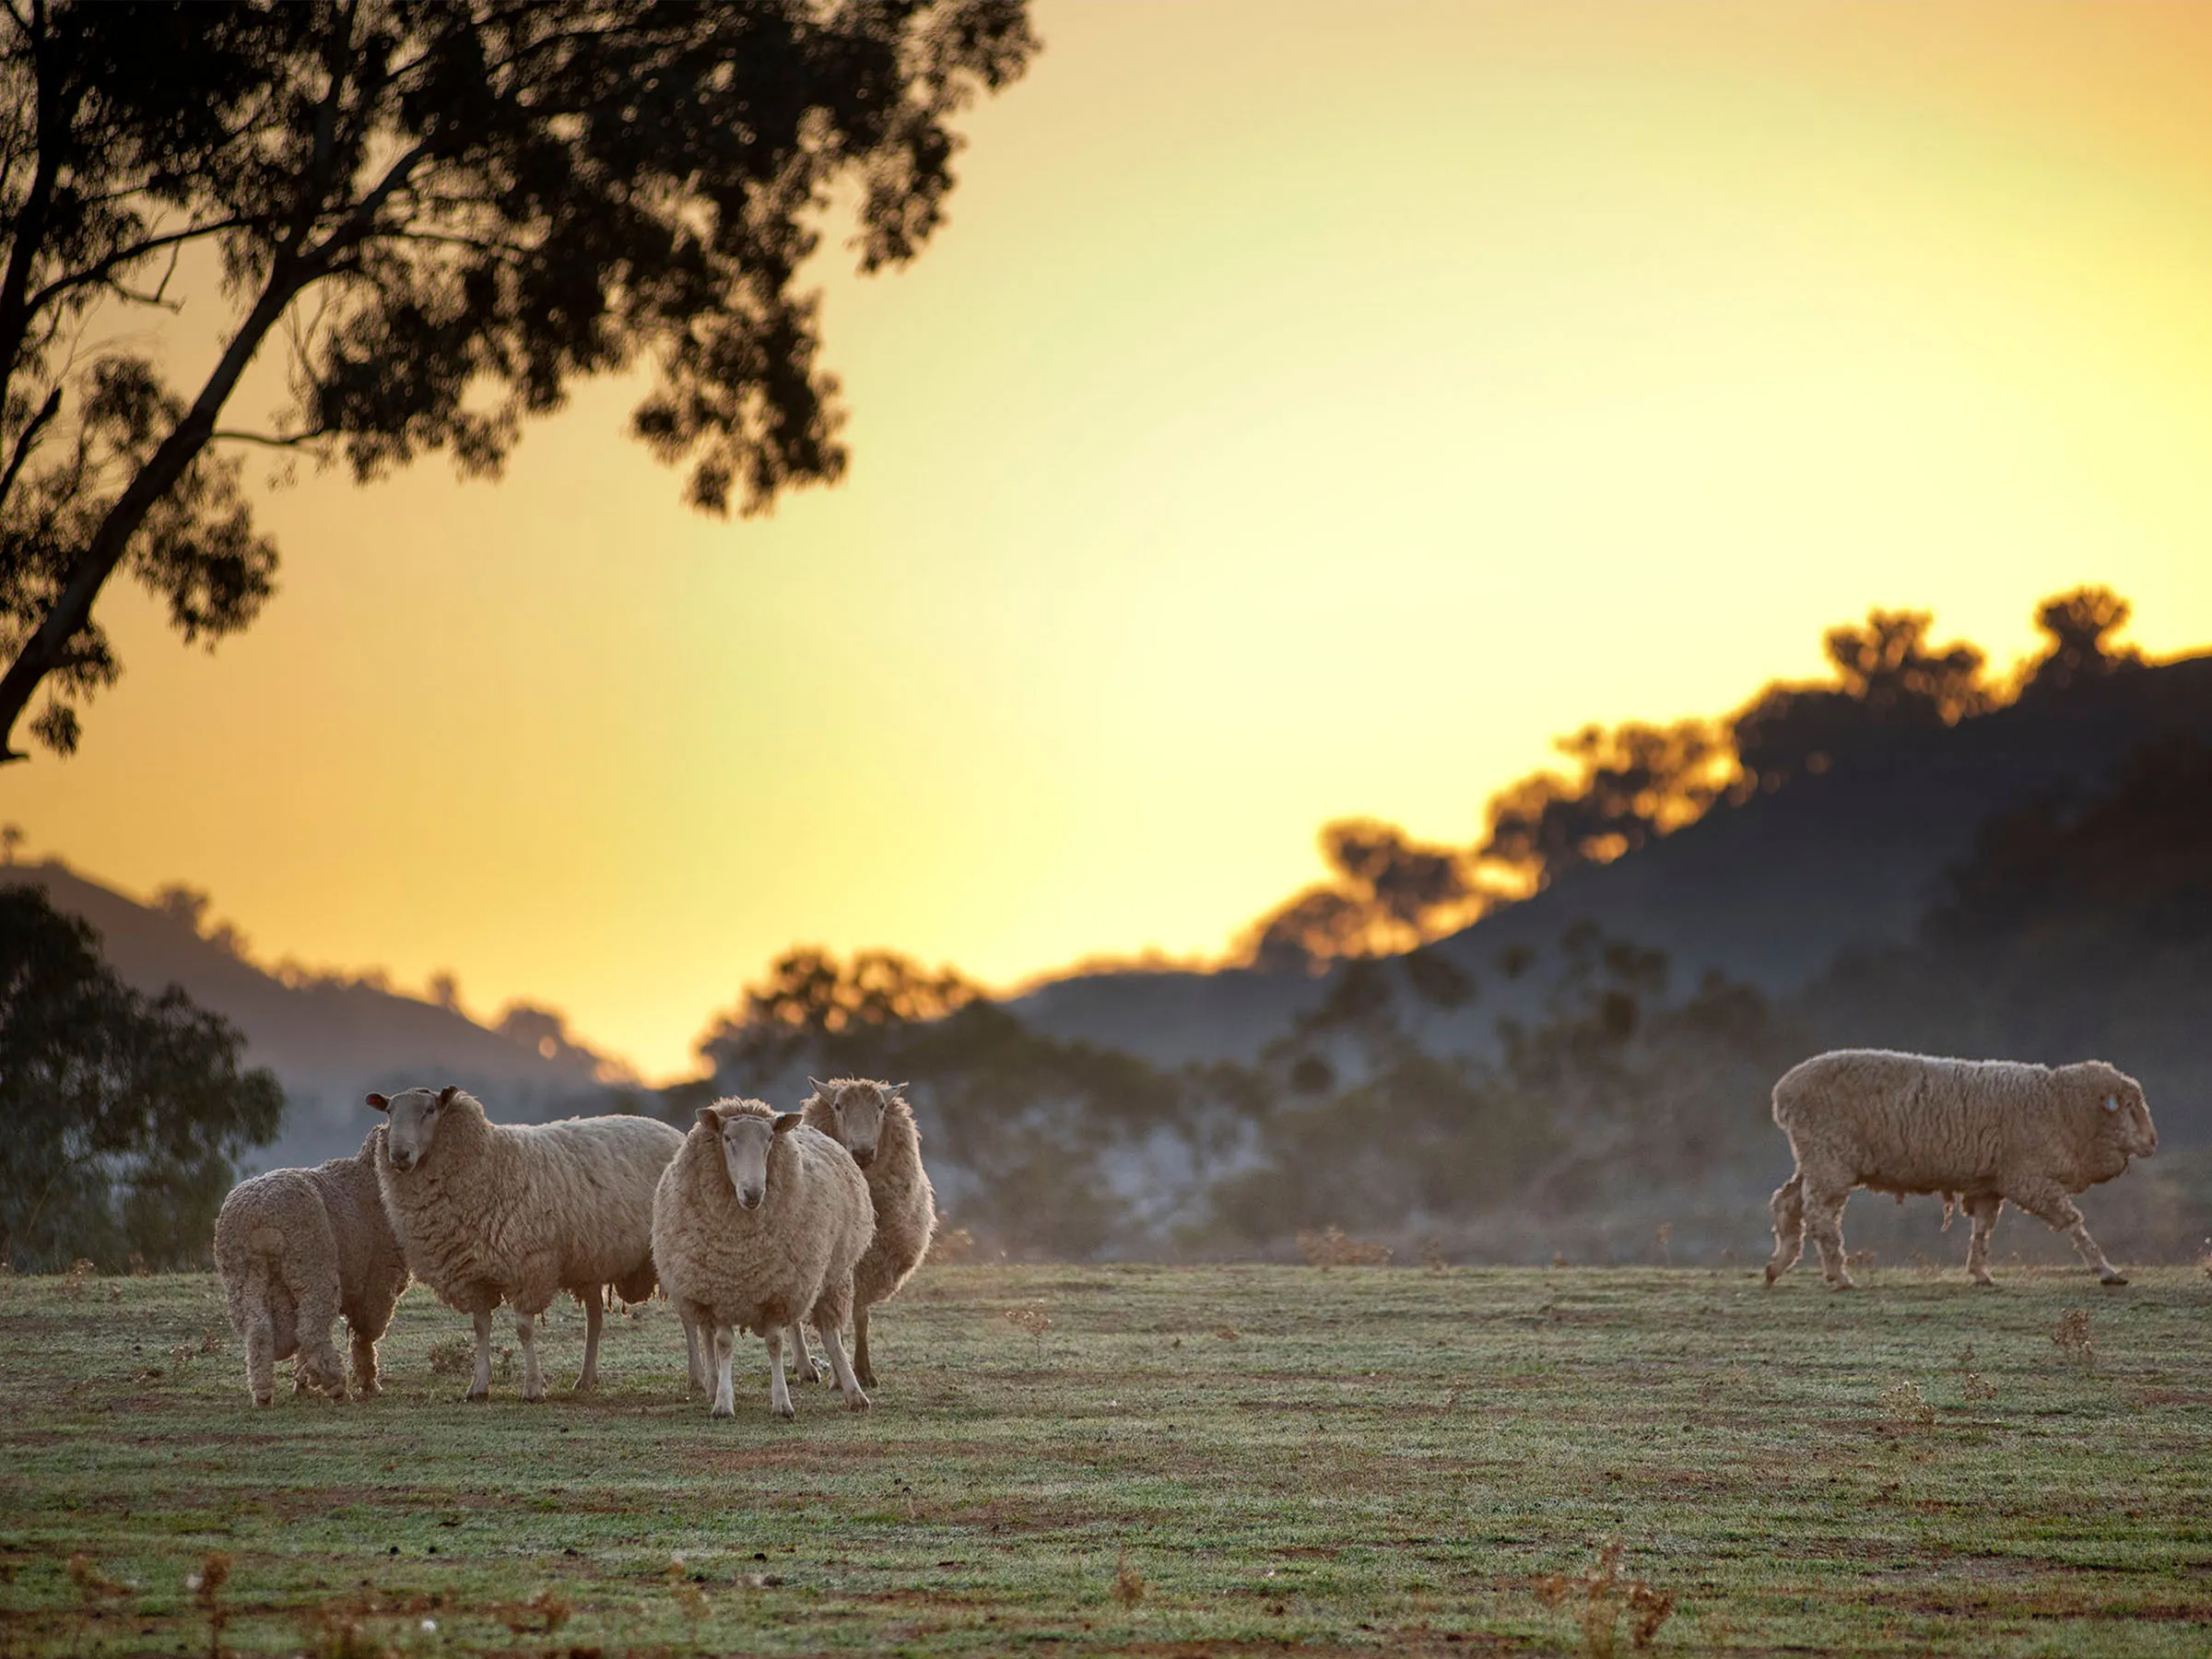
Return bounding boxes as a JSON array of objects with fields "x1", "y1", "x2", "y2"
[
  {"x1": 366, "y1": 1093, "x2": 391, "y2": 1112},
  {"x1": 436, "y1": 1085, "x2": 459, "y2": 1108},
  {"x1": 696, "y1": 1106, "x2": 722, "y2": 1130},
  {"x1": 807, "y1": 1076, "x2": 833, "y2": 1100},
  {"x1": 772, "y1": 1112, "x2": 803, "y2": 1135},
  {"x1": 889, "y1": 1081, "x2": 910, "y2": 1097}
]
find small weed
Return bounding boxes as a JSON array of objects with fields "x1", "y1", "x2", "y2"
[
  {"x1": 1653, "y1": 1222, "x2": 1672, "y2": 1265},
  {"x1": 2053, "y1": 1308, "x2": 2095, "y2": 1368},
  {"x1": 187, "y1": 1550, "x2": 231, "y2": 1659},
  {"x1": 665, "y1": 1557, "x2": 711, "y2": 1630},
  {"x1": 1419, "y1": 1236, "x2": 1449, "y2": 1272},
  {"x1": 1846, "y1": 1249, "x2": 1877, "y2": 1273},
  {"x1": 425, "y1": 1337, "x2": 474, "y2": 1378},
  {"x1": 1005, "y1": 1302, "x2": 1053, "y2": 1352},
  {"x1": 1213, "y1": 1324, "x2": 1240, "y2": 1342},
  {"x1": 1534, "y1": 1538, "x2": 1675, "y2": 1656},
  {"x1": 496, "y1": 1345, "x2": 515, "y2": 1383},
  {"x1": 1961, "y1": 1371, "x2": 1998, "y2": 1402},
  {"x1": 1297, "y1": 1226, "x2": 1391, "y2": 1267},
  {"x1": 1111, "y1": 1547, "x2": 1146, "y2": 1609},
  {"x1": 1953, "y1": 1341, "x2": 1976, "y2": 1370},
  {"x1": 1877, "y1": 1380, "x2": 1936, "y2": 1431},
  {"x1": 501, "y1": 1589, "x2": 570, "y2": 1637},
  {"x1": 300, "y1": 1603, "x2": 394, "y2": 1659},
  {"x1": 60, "y1": 1260, "x2": 95, "y2": 1299}
]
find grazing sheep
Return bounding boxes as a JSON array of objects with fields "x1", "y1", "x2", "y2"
[
  {"x1": 370, "y1": 1087, "x2": 682, "y2": 1400},
  {"x1": 1764, "y1": 1050, "x2": 2159, "y2": 1289},
  {"x1": 214, "y1": 1127, "x2": 410, "y2": 1406},
  {"x1": 651, "y1": 1098, "x2": 875, "y2": 1419},
  {"x1": 792, "y1": 1077, "x2": 936, "y2": 1389}
]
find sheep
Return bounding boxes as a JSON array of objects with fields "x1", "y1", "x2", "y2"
[
  {"x1": 370, "y1": 1087, "x2": 683, "y2": 1401},
  {"x1": 650, "y1": 1098, "x2": 875, "y2": 1419},
  {"x1": 1764, "y1": 1049, "x2": 2159, "y2": 1289},
  {"x1": 788, "y1": 1077, "x2": 936, "y2": 1390},
  {"x1": 214, "y1": 1126, "x2": 410, "y2": 1406}
]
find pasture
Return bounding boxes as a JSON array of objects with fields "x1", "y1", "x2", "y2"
[{"x1": 1, "y1": 1258, "x2": 2208, "y2": 1656}]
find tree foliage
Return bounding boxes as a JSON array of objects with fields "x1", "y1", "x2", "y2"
[
  {"x1": 1479, "y1": 720, "x2": 1735, "y2": 892},
  {"x1": 0, "y1": 883, "x2": 283, "y2": 1271},
  {"x1": 1239, "y1": 818, "x2": 1487, "y2": 971},
  {"x1": 0, "y1": 0, "x2": 1038, "y2": 759}
]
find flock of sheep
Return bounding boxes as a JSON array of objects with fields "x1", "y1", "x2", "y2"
[
  {"x1": 211, "y1": 1049, "x2": 2161, "y2": 1418},
  {"x1": 215, "y1": 1078, "x2": 933, "y2": 1418}
]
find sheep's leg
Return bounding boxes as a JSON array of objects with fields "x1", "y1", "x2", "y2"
[
  {"x1": 515, "y1": 1309, "x2": 547, "y2": 1401},
  {"x1": 468, "y1": 1310, "x2": 494, "y2": 1402},
  {"x1": 287, "y1": 1258, "x2": 347, "y2": 1400},
  {"x1": 710, "y1": 1324, "x2": 737, "y2": 1419},
  {"x1": 766, "y1": 1329, "x2": 796, "y2": 1420},
  {"x1": 1963, "y1": 1194, "x2": 2004, "y2": 1288},
  {"x1": 681, "y1": 1315, "x2": 708, "y2": 1395},
  {"x1": 349, "y1": 1324, "x2": 382, "y2": 1397},
  {"x1": 575, "y1": 1293, "x2": 604, "y2": 1394},
  {"x1": 1764, "y1": 1173, "x2": 1806, "y2": 1285},
  {"x1": 785, "y1": 1323, "x2": 827, "y2": 1383},
  {"x1": 814, "y1": 1320, "x2": 872, "y2": 1413},
  {"x1": 241, "y1": 1279, "x2": 277, "y2": 1407},
  {"x1": 1803, "y1": 1180, "x2": 1855, "y2": 1289},
  {"x1": 852, "y1": 1304, "x2": 876, "y2": 1390},
  {"x1": 2013, "y1": 1186, "x2": 2127, "y2": 1285}
]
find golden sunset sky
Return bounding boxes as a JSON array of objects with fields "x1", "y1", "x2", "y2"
[{"x1": 10, "y1": 1, "x2": 2212, "y2": 1078}]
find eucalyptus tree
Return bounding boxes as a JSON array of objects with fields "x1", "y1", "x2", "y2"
[{"x1": 0, "y1": 0, "x2": 1036, "y2": 759}]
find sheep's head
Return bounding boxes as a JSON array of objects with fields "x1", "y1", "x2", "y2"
[
  {"x1": 700, "y1": 1104, "x2": 800, "y2": 1210},
  {"x1": 2078, "y1": 1063, "x2": 2157, "y2": 1160},
  {"x1": 807, "y1": 1077, "x2": 904, "y2": 1169},
  {"x1": 369, "y1": 1086, "x2": 461, "y2": 1172}
]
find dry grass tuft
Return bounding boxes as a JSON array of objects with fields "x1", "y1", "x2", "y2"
[
  {"x1": 188, "y1": 1550, "x2": 232, "y2": 1659},
  {"x1": 1297, "y1": 1226, "x2": 1391, "y2": 1267},
  {"x1": 1111, "y1": 1547, "x2": 1147, "y2": 1609},
  {"x1": 1878, "y1": 1380, "x2": 1936, "y2": 1430},
  {"x1": 1535, "y1": 1538, "x2": 1676, "y2": 1656},
  {"x1": 425, "y1": 1336, "x2": 474, "y2": 1378},
  {"x1": 59, "y1": 1259, "x2": 96, "y2": 1299},
  {"x1": 2053, "y1": 1308, "x2": 2095, "y2": 1368},
  {"x1": 927, "y1": 1218, "x2": 977, "y2": 1265}
]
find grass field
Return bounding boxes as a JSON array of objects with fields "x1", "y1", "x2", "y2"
[{"x1": 2, "y1": 1258, "x2": 2209, "y2": 1657}]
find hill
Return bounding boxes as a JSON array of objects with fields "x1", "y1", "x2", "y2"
[
  {"x1": 0, "y1": 860, "x2": 623, "y2": 1168},
  {"x1": 1011, "y1": 653, "x2": 2212, "y2": 1067}
]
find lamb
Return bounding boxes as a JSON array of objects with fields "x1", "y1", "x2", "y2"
[
  {"x1": 650, "y1": 1098, "x2": 875, "y2": 1419},
  {"x1": 370, "y1": 1087, "x2": 683, "y2": 1400},
  {"x1": 791, "y1": 1077, "x2": 936, "y2": 1389},
  {"x1": 214, "y1": 1126, "x2": 410, "y2": 1406},
  {"x1": 1764, "y1": 1049, "x2": 2158, "y2": 1289}
]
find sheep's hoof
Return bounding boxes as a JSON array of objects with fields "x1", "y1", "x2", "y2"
[
  {"x1": 805, "y1": 1359, "x2": 830, "y2": 1383},
  {"x1": 773, "y1": 1401, "x2": 796, "y2": 1421},
  {"x1": 465, "y1": 1386, "x2": 489, "y2": 1403},
  {"x1": 571, "y1": 1376, "x2": 596, "y2": 1394},
  {"x1": 1827, "y1": 1277, "x2": 1856, "y2": 1291},
  {"x1": 711, "y1": 1403, "x2": 735, "y2": 1420},
  {"x1": 357, "y1": 1380, "x2": 382, "y2": 1398},
  {"x1": 1762, "y1": 1265, "x2": 1782, "y2": 1286},
  {"x1": 2100, "y1": 1270, "x2": 2130, "y2": 1287},
  {"x1": 251, "y1": 1394, "x2": 273, "y2": 1408},
  {"x1": 842, "y1": 1391, "x2": 872, "y2": 1413},
  {"x1": 1970, "y1": 1275, "x2": 1996, "y2": 1289},
  {"x1": 855, "y1": 1364, "x2": 877, "y2": 1390}
]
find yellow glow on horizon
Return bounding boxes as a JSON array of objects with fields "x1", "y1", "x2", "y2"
[{"x1": 11, "y1": 2, "x2": 2212, "y2": 1078}]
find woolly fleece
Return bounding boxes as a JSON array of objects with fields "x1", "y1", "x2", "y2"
[
  {"x1": 652, "y1": 1098, "x2": 874, "y2": 1418},
  {"x1": 373, "y1": 1088, "x2": 682, "y2": 1398},
  {"x1": 214, "y1": 1126, "x2": 409, "y2": 1406},
  {"x1": 1765, "y1": 1049, "x2": 2158, "y2": 1289},
  {"x1": 801, "y1": 1077, "x2": 935, "y2": 1387}
]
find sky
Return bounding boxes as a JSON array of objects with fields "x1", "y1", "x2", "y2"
[{"x1": 10, "y1": 1, "x2": 2212, "y2": 1079}]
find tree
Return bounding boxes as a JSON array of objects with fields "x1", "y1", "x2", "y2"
[
  {"x1": 0, "y1": 883, "x2": 283, "y2": 1270},
  {"x1": 2022, "y1": 583, "x2": 2140, "y2": 696},
  {"x1": 1478, "y1": 720, "x2": 1733, "y2": 892},
  {"x1": 0, "y1": 0, "x2": 1038, "y2": 759},
  {"x1": 1240, "y1": 818, "x2": 1487, "y2": 971}
]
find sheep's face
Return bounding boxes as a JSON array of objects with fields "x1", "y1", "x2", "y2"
[
  {"x1": 702, "y1": 1108, "x2": 799, "y2": 1210},
  {"x1": 370, "y1": 1086, "x2": 458, "y2": 1173},
  {"x1": 809, "y1": 1077, "x2": 902, "y2": 1169},
  {"x1": 2082, "y1": 1065, "x2": 2157, "y2": 1159}
]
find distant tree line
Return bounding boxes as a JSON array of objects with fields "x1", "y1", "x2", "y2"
[{"x1": 1241, "y1": 585, "x2": 2144, "y2": 971}]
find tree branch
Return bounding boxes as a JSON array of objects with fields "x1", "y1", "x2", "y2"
[
  {"x1": 0, "y1": 380, "x2": 59, "y2": 512},
  {"x1": 22, "y1": 218, "x2": 257, "y2": 319},
  {"x1": 209, "y1": 424, "x2": 335, "y2": 451}
]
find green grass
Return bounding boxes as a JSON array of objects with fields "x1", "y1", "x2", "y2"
[{"x1": 2, "y1": 1259, "x2": 2209, "y2": 1656}]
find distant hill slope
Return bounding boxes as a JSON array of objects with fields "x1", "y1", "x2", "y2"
[
  {"x1": 1012, "y1": 653, "x2": 2212, "y2": 1065},
  {"x1": 1, "y1": 862, "x2": 620, "y2": 1169}
]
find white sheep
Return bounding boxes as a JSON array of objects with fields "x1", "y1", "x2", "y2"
[
  {"x1": 1765, "y1": 1049, "x2": 2159, "y2": 1289},
  {"x1": 214, "y1": 1126, "x2": 410, "y2": 1406},
  {"x1": 791, "y1": 1077, "x2": 936, "y2": 1389},
  {"x1": 370, "y1": 1087, "x2": 683, "y2": 1400},
  {"x1": 651, "y1": 1098, "x2": 875, "y2": 1419}
]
